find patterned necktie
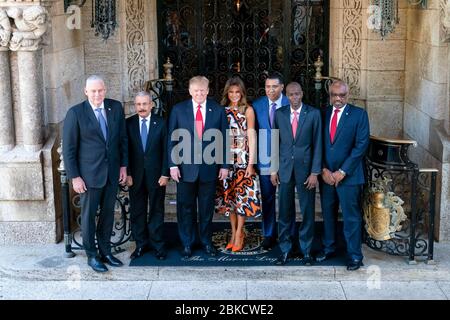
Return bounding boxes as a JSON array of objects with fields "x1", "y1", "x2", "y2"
[
  {"x1": 330, "y1": 109, "x2": 341, "y2": 143},
  {"x1": 292, "y1": 111, "x2": 299, "y2": 138},
  {"x1": 95, "y1": 108, "x2": 108, "y2": 141},
  {"x1": 141, "y1": 118, "x2": 148, "y2": 151},
  {"x1": 269, "y1": 102, "x2": 276, "y2": 128},
  {"x1": 195, "y1": 105, "x2": 204, "y2": 139}
]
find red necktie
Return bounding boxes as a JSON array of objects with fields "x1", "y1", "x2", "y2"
[
  {"x1": 292, "y1": 111, "x2": 298, "y2": 138},
  {"x1": 195, "y1": 105, "x2": 204, "y2": 139},
  {"x1": 330, "y1": 109, "x2": 341, "y2": 143}
]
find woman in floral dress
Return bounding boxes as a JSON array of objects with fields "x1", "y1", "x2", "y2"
[{"x1": 216, "y1": 76, "x2": 262, "y2": 252}]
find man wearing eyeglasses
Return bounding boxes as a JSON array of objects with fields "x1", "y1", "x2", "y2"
[{"x1": 317, "y1": 80, "x2": 370, "y2": 271}]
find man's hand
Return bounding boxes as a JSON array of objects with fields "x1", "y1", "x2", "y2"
[
  {"x1": 218, "y1": 169, "x2": 229, "y2": 181},
  {"x1": 126, "y1": 176, "x2": 133, "y2": 187},
  {"x1": 321, "y1": 168, "x2": 336, "y2": 186},
  {"x1": 158, "y1": 176, "x2": 169, "y2": 187},
  {"x1": 119, "y1": 167, "x2": 127, "y2": 185},
  {"x1": 245, "y1": 165, "x2": 255, "y2": 178},
  {"x1": 170, "y1": 167, "x2": 181, "y2": 183},
  {"x1": 332, "y1": 171, "x2": 345, "y2": 187},
  {"x1": 72, "y1": 177, "x2": 87, "y2": 194},
  {"x1": 304, "y1": 174, "x2": 318, "y2": 190},
  {"x1": 270, "y1": 173, "x2": 280, "y2": 186}
]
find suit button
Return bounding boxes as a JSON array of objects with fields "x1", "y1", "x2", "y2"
[{"x1": 291, "y1": 156, "x2": 294, "y2": 159}]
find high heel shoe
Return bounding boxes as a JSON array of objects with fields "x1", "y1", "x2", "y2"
[
  {"x1": 232, "y1": 232, "x2": 245, "y2": 252},
  {"x1": 225, "y1": 242, "x2": 234, "y2": 250}
]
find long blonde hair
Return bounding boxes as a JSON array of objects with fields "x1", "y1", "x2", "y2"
[{"x1": 221, "y1": 76, "x2": 249, "y2": 114}]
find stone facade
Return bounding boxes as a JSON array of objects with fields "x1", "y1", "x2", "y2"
[{"x1": 0, "y1": 0, "x2": 449, "y2": 243}]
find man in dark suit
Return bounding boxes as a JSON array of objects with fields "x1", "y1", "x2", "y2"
[
  {"x1": 63, "y1": 75, "x2": 128, "y2": 272},
  {"x1": 168, "y1": 76, "x2": 229, "y2": 258},
  {"x1": 253, "y1": 73, "x2": 296, "y2": 250},
  {"x1": 271, "y1": 82, "x2": 322, "y2": 265},
  {"x1": 317, "y1": 80, "x2": 370, "y2": 271},
  {"x1": 126, "y1": 92, "x2": 169, "y2": 261}
]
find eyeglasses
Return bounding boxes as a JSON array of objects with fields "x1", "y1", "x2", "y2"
[{"x1": 330, "y1": 93, "x2": 348, "y2": 98}]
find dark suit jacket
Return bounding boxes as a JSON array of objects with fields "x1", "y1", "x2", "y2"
[
  {"x1": 322, "y1": 104, "x2": 370, "y2": 186},
  {"x1": 63, "y1": 99, "x2": 128, "y2": 188},
  {"x1": 167, "y1": 98, "x2": 228, "y2": 183},
  {"x1": 126, "y1": 114, "x2": 169, "y2": 189},
  {"x1": 252, "y1": 95, "x2": 290, "y2": 173},
  {"x1": 274, "y1": 104, "x2": 322, "y2": 183}
]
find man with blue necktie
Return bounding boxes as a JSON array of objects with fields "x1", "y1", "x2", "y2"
[
  {"x1": 126, "y1": 92, "x2": 169, "y2": 261},
  {"x1": 253, "y1": 72, "x2": 296, "y2": 250},
  {"x1": 317, "y1": 80, "x2": 370, "y2": 271},
  {"x1": 63, "y1": 75, "x2": 128, "y2": 272}
]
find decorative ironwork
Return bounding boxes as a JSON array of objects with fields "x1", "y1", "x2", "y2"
[
  {"x1": 157, "y1": 0, "x2": 328, "y2": 104},
  {"x1": 71, "y1": 185, "x2": 132, "y2": 254},
  {"x1": 64, "y1": 0, "x2": 116, "y2": 40},
  {"x1": 364, "y1": 136, "x2": 437, "y2": 264}
]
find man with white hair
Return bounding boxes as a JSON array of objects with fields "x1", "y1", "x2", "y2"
[{"x1": 63, "y1": 75, "x2": 128, "y2": 272}]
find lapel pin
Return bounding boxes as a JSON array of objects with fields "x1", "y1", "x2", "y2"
[
  {"x1": 108, "y1": 108, "x2": 111, "y2": 111},
  {"x1": 346, "y1": 113, "x2": 349, "y2": 115},
  {"x1": 153, "y1": 121, "x2": 156, "y2": 125},
  {"x1": 209, "y1": 108, "x2": 212, "y2": 112}
]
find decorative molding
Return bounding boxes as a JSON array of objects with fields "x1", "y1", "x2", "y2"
[
  {"x1": 441, "y1": 0, "x2": 450, "y2": 42},
  {"x1": 126, "y1": 0, "x2": 146, "y2": 99},
  {"x1": 342, "y1": 0, "x2": 362, "y2": 98},
  {"x1": 0, "y1": 8, "x2": 11, "y2": 50}
]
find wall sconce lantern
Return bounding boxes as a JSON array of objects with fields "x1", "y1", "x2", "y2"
[{"x1": 64, "y1": 0, "x2": 117, "y2": 40}]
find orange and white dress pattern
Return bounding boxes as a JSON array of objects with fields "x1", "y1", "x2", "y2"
[{"x1": 215, "y1": 106, "x2": 262, "y2": 218}]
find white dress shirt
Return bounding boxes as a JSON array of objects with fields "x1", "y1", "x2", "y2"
[
  {"x1": 89, "y1": 101, "x2": 107, "y2": 124},
  {"x1": 329, "y1": 104, "x2": 347, "y2": 131},
  {"x1": 192, "y1": 100, "x2": 207, "y2": 126}
]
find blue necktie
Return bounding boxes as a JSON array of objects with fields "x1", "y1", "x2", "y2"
[
  {"x1": 270, "y1": 102, "x2": 276, "y2": 128},
  {"x1": 141, "y1": 118, "x2": 148, "y2": 151},
  {"x1": 95, "y1": 108, "x2": 108, "y2": 141}
]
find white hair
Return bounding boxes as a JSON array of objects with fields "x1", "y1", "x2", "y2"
[{"x1": 85, "y1": 75, "x2": 105, "y2": 88}]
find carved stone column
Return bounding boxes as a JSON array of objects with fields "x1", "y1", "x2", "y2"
[
  {"x1": 8, "y1": 5, "x2": 48, "y2": 152},
  {"x1": 0, "y1": 8, "x2": 14, "y2": 152}
]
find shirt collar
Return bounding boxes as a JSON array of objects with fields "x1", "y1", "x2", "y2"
[
  {"x1": 193, "y1": 100, "x2": 207, "y2": 109},
  {"x1": 269, "y1": 95, "x2": 283, "y2": 108},
  {"x1": 291, "y1": 103, "x2": 303, "y2": 114},
  {"x1": 332, "y1": 104, "x2": 347, "y2": 113},
  {"x1": 89, "y1": 101, "x2": 105, "y2": 111},
  {"x1": 139, "y1": 114, "x2": 151, "y2": 122}
]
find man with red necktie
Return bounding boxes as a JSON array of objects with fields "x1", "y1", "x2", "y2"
[
  {"x1": 317, "y1": 80, "x2": 370, "y2": 271},
  {"x1": 168, "y1": 76, "x2": 229, "y2": 258},
  {"x1": 270, "y1": 82, "x2": 322, "y2": 266}
]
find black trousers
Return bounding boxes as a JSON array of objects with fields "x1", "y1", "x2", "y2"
[
  {"x1": 79, "y1": 181, "x2": 118, "y2": 257},
  {"x1": 176, "y1": 179, "x2": 216, "y2": 247},
  {"x1": 129, "y1": 182, "x2": 166, "y2": 251}
]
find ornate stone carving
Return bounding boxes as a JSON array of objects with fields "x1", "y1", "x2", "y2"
[
  {"x1": 0, "y1": 8, "x2": 11, "y2": 50},
  {"x1": 126, "y1": 0, "x2": 146, "y2": 98},
  {"x1": 441, "y1": 0, "x2": 450, "y2": 42},
  {"x1": 342, "y1": 0, "x2": 362, "y2": 98},
  {"x1": 7, "y1": 5, "x2": 48, "y2": 51}
]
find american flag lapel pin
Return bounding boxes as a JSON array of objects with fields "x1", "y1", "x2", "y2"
[{"x1": 209, "y1": 108, "x2": 212, "y2": 112}]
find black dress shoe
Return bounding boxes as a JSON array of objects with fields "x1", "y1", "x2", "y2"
[
  {"x1": 87, "y1": 256, "x2": 108, "y2": 273},
  {"x1": 275, "y1": 252, "x2": 289, "y2": 265},
  {"x1": 100, "y1": 254, "x2": 123, "y2": 267},
  {"x1": 261, "y1": 237, "x2": 274, "y2": 250},
  {"x1": 155, "y1": 249, "x2": 167, "y2": 260},
  {"x1": 315, "y1": 251, "x2": 336, "y2": 263},
  {"x1": 347, "y1": 259, "x2": 363, "y2": 271},
  {"x1": 130, "y1": 247, "x2": 147, "y2": 260},
  {"x1": 299, "y1": 254, "x2": 313, "y2": 266},
  {"x1": 182, "y1": 246, "x2": 192, "y2": 258},
  {"x1": 205, "y1": 245, "x2": 217, "y2": 256}
]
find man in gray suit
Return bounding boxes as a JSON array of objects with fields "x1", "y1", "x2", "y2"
[
  {"x1": 63, "y1": 75, "x2": 128, "y2": 272},
  {"x1": 271, "y1": 82, "x2": 322, "y2": 265}
]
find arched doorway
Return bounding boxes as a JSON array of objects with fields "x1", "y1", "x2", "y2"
[{"x1": 157, "y1": 0, "x2": 329, "y2": 104}]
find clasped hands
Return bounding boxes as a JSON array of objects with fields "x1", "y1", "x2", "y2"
[{"x1": 321, "y1": 168, "x2": 345, "y2": 187}]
